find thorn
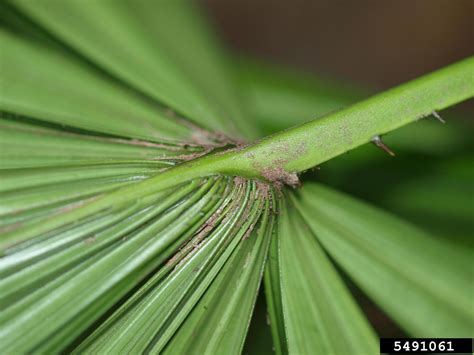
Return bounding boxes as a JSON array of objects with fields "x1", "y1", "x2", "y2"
[
  {"x1": 432, "y1": 110, "x2": 445, "y2": 123},
  {"x1": 371, "y1": 135, "x2": 395, "y2": 156}
]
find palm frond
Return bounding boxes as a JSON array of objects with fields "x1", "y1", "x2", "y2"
[
  {"x1": 293, "y1": 183, "x2": 473, "y2": 337},
  {"x1": 275, "y1": 198, "x2": 378, "y2": 353},
  {"x1": 0, "y1": 1, "x2": 473, "y2": 354}
]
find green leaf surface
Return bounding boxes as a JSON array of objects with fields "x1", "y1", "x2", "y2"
[
  {"x1": 2, "y1": 58, "x2": 471, "y2": 249},
  {"x1": 0, "y1": 119, "x2": 187, "y2": 169},
  {"x1": 293, "y1": 183, "x2": 474, "y2": 337},
  {"x1": 0, "y1": 163, "x2": 165, "y2": 192},
  {"x1": 0, "y1": 178, "x2": 227, "y2": 352},
  {"x1": 0, "y1": 29, "x2": 191, "y2": 142},
  {"x1": 277, "y1": 198, "x2": 378, "y2": 354},
  {"x1": 263, "y1": 204, "x2": 287, "y2": 355},
  {"x1": 162, "y1": 197, "x2": 273, "y2": 355},
  {"x1": 11, "y1": 0, "x2": 257, "y2": 139},
  {"x1": 0, "y1": 175, "x2": 144, "y2": 216},
  {"x1": 75, "y1": 181, "x2": 248, "y2": 353},
  {"x1": 1, "y1": 1, "x2": 472, "y2": 352},
  {"x1": 381, "y1": 173, "x2": 474, "y2": 224}
]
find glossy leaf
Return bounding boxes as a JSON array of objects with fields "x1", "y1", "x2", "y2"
[
  {"x1": 277, "y1": 198, "x2": 378, "y2": 354},
  {"x1": 12, "y1": 0, "x2": 257, "y2": 139},
  {"x1": 0, "y1": 119, "x2": 187, "y2": 169},
  {"x1": 163, "y1": 197, "x2": 273, "y2": 354},
  {"x1": 0, "y1": 29, "x2": 191, "y2": 142},
  {"x1": 1, "y1": 1, "x2": 472, "y2": 353},
  {"x1": 0, "y1": 178, "x2": 227, "y2": 352},
  {"x1": 263, "y1": 203, "x2": 287, "y2": 355},
  {"x1": 293, "y1": 183, "x2": 474, "y2": 337},
  {"x1": 75, "y1": 182, "x2": 250, "y2": 353}
]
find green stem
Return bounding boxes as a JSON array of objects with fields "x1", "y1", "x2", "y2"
[
  {"x1": 220, "y1": 56, "x2": 474, "y2": 177},
  {"x1": 116, "y1": 56, "x2": 474, "y2": 191},
  {"x1": 4, "y1": 57, "x2": 473, "y2": 243}
]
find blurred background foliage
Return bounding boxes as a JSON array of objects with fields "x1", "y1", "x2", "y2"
[{"x1": 197, "y1": 1, "x2": 473, "y2": 352}]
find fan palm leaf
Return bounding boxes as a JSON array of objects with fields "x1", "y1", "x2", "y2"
[{"x1": 0, "y1": 1, "x2": 473, "y2": 354}]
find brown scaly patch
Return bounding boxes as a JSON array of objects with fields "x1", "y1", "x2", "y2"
[
  {"x1": 165, "y1": 179, "x2": 247, "y2": 268},
  {"x1": 242, "y1": 204, "x2": 261, "y2": 240},
  {"x1": 250, "y1": 156, "x2": 300, "y2": 190},
  {"x1": 173, "y1": 115, "x2": 247, "y2": 148},
  {"x1": 166, "y1": 197, "x2": 227, "y2": 267},
  {"x1": 161, "y1": 107, "x2": 248, "y2": 151},
  {"x1": 157, "y1": 125, "x2": 248, "y2": 164},
  {"x1": 243, "y1": 141, "x2": 307, "y2": 189},
  {"x1": 260, "y1": 164, "x2": 300, "y2": 189},
  {"x1": 233, "y1": 176, "x2": 247, "y2": 188},
  {"x1": 155, "y1": 147, "x2": 214, "y2": 162},
  {"x1": 255, "y1": 180, "x2": 271, "y2": 200}
]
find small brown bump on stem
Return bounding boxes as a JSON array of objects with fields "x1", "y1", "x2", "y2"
[
  {"x1": 432, "y1": 110, "x2": 446, "y2": 123},
  {"x1": 371, "y1": 135, "x2": 395, "y2": 157}
]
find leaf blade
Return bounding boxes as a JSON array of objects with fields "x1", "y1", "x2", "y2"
[
  {"x1": 277, "y1": 197, "x2": 378, "y2": 354},
  {"x1": 293, "y1": 183, "x2": 474, "y2": 337},
  {"x1": 11, "y1": 0, "x2": 257, "y2": 138}
]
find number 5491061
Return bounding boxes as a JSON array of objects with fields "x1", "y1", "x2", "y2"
[{"x1": 393, "y1": 340, "x2": 454, "y2": 352}]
